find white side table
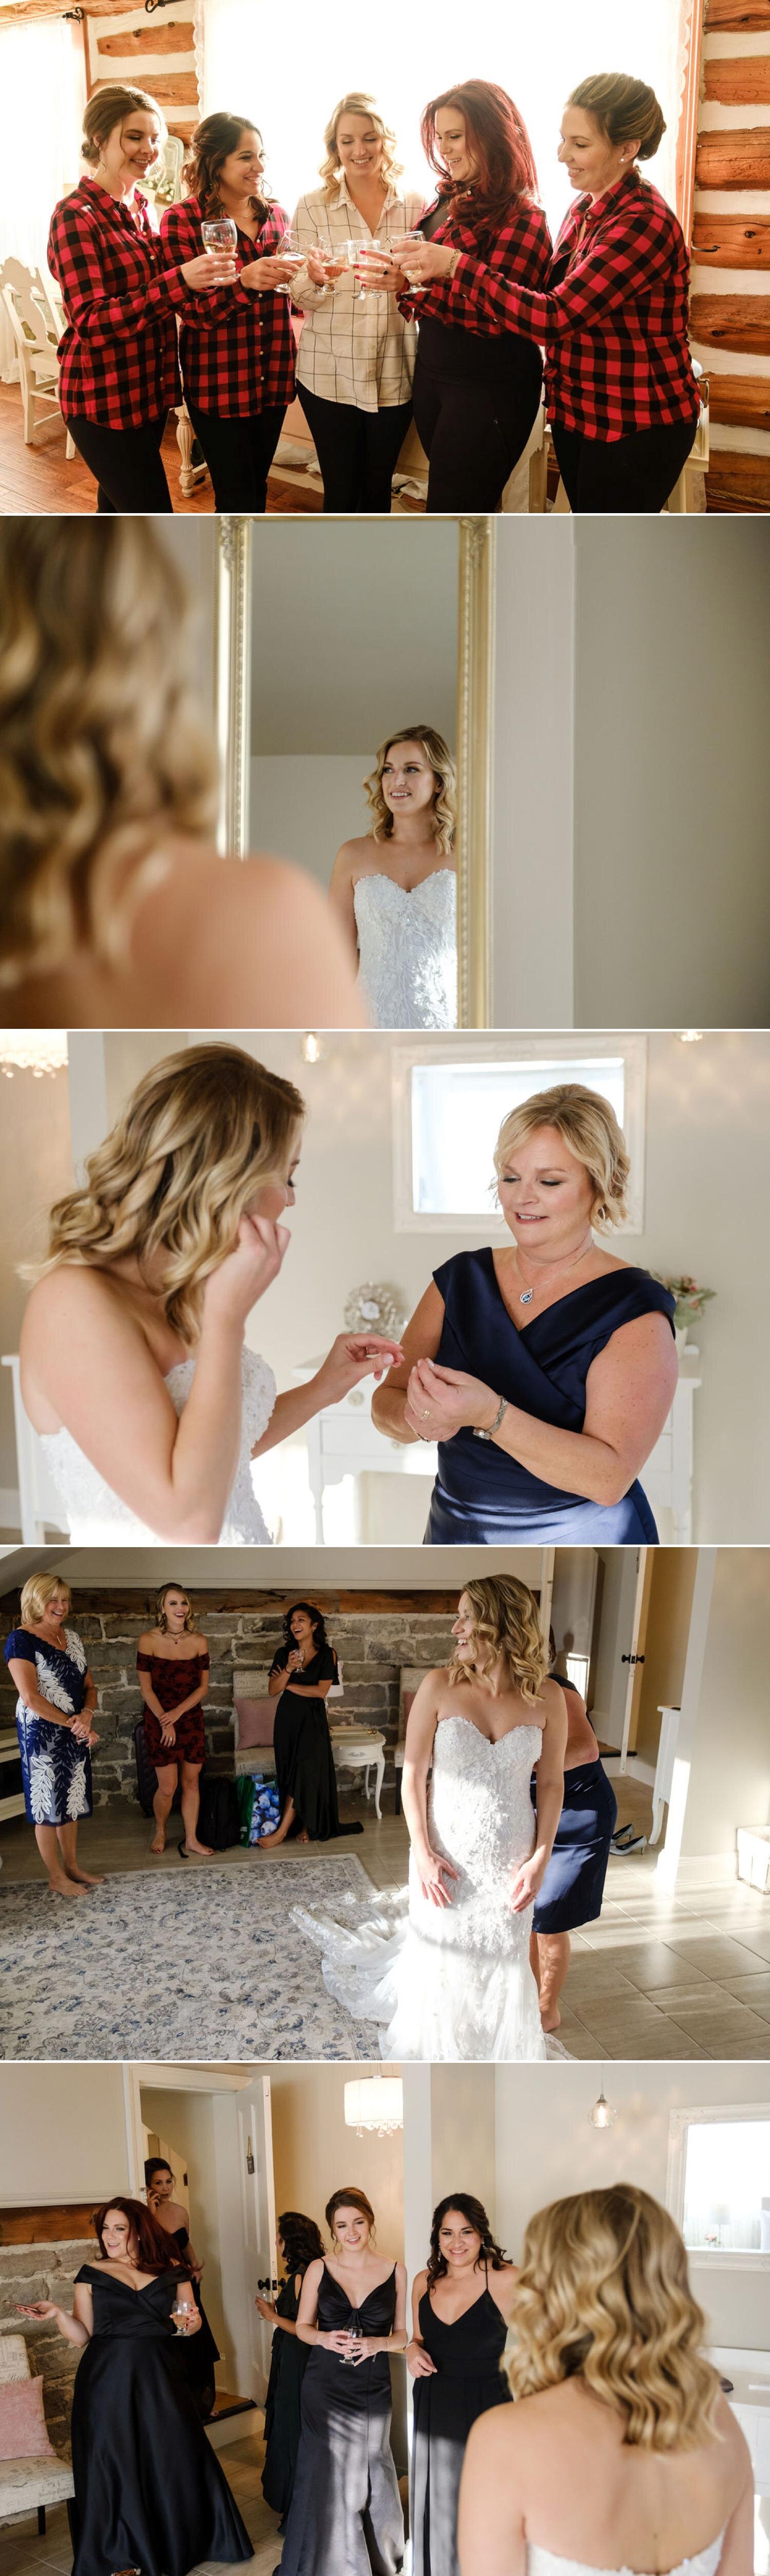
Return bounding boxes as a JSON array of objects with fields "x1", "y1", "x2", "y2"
[{"x1": 330, "y1": 1726, "x2": 385, "y2": 1819}]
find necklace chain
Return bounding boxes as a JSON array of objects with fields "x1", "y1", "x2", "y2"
[{"x1": 513, "y1": 1233, "x2": 594, "y2": 1308}]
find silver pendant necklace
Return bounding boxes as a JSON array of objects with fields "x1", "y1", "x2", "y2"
[
  {"x1": 519, "y1": 1286, "x2": 534, "y2": 1305},
  {"x1": 515, "y1": 1233, "x2": 594, "y2": 1311}
]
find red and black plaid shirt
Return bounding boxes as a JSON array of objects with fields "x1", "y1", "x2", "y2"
[
  {"x1": 399, "y1": 193, "x2": 552, "y2": 337},
  {"x1": 47, "y1": 177, "x2": 195, "y2": 428},
  {"x1": 160, "y1": 196, "x2": 296, "y2": 416},
  {"x1": 441, "y1": 170, "x2": 699, "y2": 440}
]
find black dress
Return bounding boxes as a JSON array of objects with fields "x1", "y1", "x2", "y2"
[
  {"x1": 411, "y1": 2274, "x2": 511, "y2": 2576},
  {"x1": 277, "y1": 2263, "x2": 405, "y2": 2574},
  {"x1": 69, "y1": 2264, "x2": 252, "y2": 2576},
  {"x1": 170, "y1": 2224, "x2": 220, "y2": 2420},
  {"x1": 261, "y1": 2273, "x2": 309, "y2": 2521},
  {"x1": 271, "y1": 1644, "x2": 361, "y2": 1840}
]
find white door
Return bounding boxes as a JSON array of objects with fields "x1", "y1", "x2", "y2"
[
  {"x1": 214, "y1": 2076, "x2": 277, "y2": 2403},
  {"x1": 592, "y1": 1549, "x2": 648, "y2": 1758}
]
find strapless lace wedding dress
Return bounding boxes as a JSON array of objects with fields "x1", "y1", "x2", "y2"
[
  {"x1": 39, "y1": 1346, "x2": 276, "y2": 1544},
  {"x1": 527, "y1": 2537, "x2": 726, "y2": 2576},
  {"x1": 293, "y1": 1715, "x2": 565, "y2": 2060},
  {"x1": 354, "y1": 871, "x2": 457, "y2": 1028}
]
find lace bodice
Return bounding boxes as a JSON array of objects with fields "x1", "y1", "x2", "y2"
[
  {"x1": 411, "y1": 1716, "x2": 543, "y2": 1958},
  {"x1": 354, "y1": 871, "x2": 457, "y2": 1028},
  {"x1": 526, "y1": 2536, "x2": 726, "y2": 2576},
  {"x1": 40, "y1": 1345, "x2": 276, "y2": 1545}
]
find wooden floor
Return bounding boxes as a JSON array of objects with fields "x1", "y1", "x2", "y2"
[
  {"x1": 3, "y1": 1773, "x2": 770, "y2": 2059},
  {"x1": 0, "y1": 383, "x2": 317, "y2": 517}
]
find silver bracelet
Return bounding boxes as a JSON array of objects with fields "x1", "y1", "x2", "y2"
[{"x1": 473, "y1": 1395, "x2": 508, "y2": 1443}]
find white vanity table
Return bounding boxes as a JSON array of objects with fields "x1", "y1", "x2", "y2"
[{"x1": 294, "y1": 1350, "x2": 701, "y2": 1547}]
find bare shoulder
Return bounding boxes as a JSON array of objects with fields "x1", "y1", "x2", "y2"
[
  {"x1": 303, "y1": 2255, "x2": 324, "y2": 2291},
  {"x1": 137, "y1": 1629, "x2": 158, "y2": 1650},
  {"x1": 537, "y1": 1675, "x2": 567, "y2": 1715},
  {"x1": 22, "y1": 1263, "x2": 129, "y2": 1347},
  {"x1": 138, "y1": 848, "x2": 363, "y2": 1029},
  {"x1": 334, "y1": 836, "x2": 372, "y2": 869},
  {"x1": 395, "y1": 2259, "x2": 408, "y2": 2284},
  {"x1": 413, "y1": 2267, "x2": 428, "y2": 2296}
]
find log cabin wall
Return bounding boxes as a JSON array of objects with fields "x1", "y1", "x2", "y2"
[
  {"x1": 82, "y1": 0, "x2": 200, "y2": 151},
  {"x1": 691, "y1": 0, "x2": 770, "y2": 509}
]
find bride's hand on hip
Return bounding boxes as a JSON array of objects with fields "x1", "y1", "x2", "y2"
[
  {"x1": 316, "y1": 1332, "x2": 404, "y2": 1401},
  {"x1": 405, "y1": 1358, "x2": 498, "y2": 1438},
  {"x1": 509, "y1": 1853, "x2": 546, "y2": 1914},
  {"x1": 416, "y1": 1842, "x2": 460, "y2": 1908},
  {"x1": 407, "y1": 2339, "x2": 437, "y2": 2378},
  {"x1": 203, "y1": 1214, "x2": 291, "y2": 1329}
]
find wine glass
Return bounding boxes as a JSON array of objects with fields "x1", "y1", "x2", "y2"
[
  {"x1": 397, "y1": 230, "x2": 427, "y2": 295},
  {"x1": 172, "y1": 2291, "x2": 192, "y2": 2335},
  {"x1": 341, "y1": 2310, "x2": 362, "y2": 2365},
  {"x1": 313, "y1": 238, "x2": 346, "y2": 300},
  {"x1": 274, "y1": 226, "x2": 304, "y2": 296},
  {"x1": 344, "y1": 237, "x2": 382, "y2": 303},
  {"x1": 201, "y1": 217, "x2": 238, "y2": 257}
]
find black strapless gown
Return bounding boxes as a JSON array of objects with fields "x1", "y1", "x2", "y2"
[
  {"x1": 170, "y1": 2224, "x2": 220, "y2": 2420},
  {"x1": 69, "y1": 2264, "x2": 252, "y2": 2576},
  {"x1": 277, "y1": 2263, "x2": 405, "y2": 2574},
  {"x1": 262, "y1": 2274, "x2": 310, "y2": 2521},
  {"x1": 411, "y1": 2281, "x2": 511, "y2": 2576}
]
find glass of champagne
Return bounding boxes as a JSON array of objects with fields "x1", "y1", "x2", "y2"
[
  {"x1": 314, "y1": 238, "x2": 346, "y2": 299},
  {"x1": 274, "y1": 226, "x2": 304, "y2": 296},
  {"x1": 201, "y1": 216, "x2": 238, "y2": 258},
  {"x1": 344, "y1": 237, "x2": 382, "y2": 303},
  {"x1": 397, "y1": 230, "x2": 427, "y2": 295},
  {"x1": 172, "y1": 2290, "x2": 192, "y2": 2335}
]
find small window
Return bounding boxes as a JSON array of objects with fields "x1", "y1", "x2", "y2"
[
  {"x1": 669, "y1": 2107, "x2": 770, "y2": 2265},
  {"x1": 392, "y1": 1036, "x2": 647, "y2": 1235}
]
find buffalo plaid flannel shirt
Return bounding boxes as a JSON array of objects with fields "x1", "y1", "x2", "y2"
[
  {"x1": 47, "y1": 178, "x2": 195, "y2": 427},
  {"x1": 160, "y1": 195, "x2": 296, "y2": 416},
  {"x1": 399, "y1": 193, "x2": 552, "y2": 341},
  {"x1": 438, "y1": 171, "x2": 699, "y2": 440}
]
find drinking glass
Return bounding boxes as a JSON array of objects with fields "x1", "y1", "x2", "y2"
[
  {"x1": 274, "y1": 227, "x2": 304, "y2": 295},
  {"x1": 172, "y1": 2292, "x2": 192, "y2": 2335},
  {"x1": 201, "y1": 217, "x2": 238, "y2": 257},
  {"x1": 344, "y1": 237, "x2": 383, "y2": 303},
  {"x1": 397, "y1": 230, "x2": 427, "y2": 294}
]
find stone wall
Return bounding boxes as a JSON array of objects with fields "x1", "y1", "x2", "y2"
[
  {"x1": 0, "y1": 1590, "x2": 457, "y2": 1806},
  {"x1": 0, "y1": 2240, "x2": 84, "y2": 2457}
]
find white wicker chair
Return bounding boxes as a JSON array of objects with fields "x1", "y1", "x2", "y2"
[{"x1": 0, "y1": 2332, "x2": 74, "y2": 2533}]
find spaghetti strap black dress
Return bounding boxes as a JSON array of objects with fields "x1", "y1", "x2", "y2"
[
  {"x1": 277, "y1": 2263, "x2": 405, "y2": 2574},
  {"x1": 411, "y1": 2272, "x2": 511, "y2": 2576},
  {"x1": 261, "y1": 2273, "x2": 309, "y2": 2524},
  {"x1": 69, "y1": 2265, "x2": 252, "y2": 2576}
]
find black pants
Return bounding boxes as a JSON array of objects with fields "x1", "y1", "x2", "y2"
[
  {"x1": 413, "y1": 352, "x2": 543, "y2": 512},
  {"x1": 297, "y1": 383, "x2": 413, "y2": 511},
  {"x1": 185, "y1": 398, "x2": 287, "y2": 511},
  {"x1": 65, "y1": 411, "x2": 172, "y2": 512},
  {"x1": 552, "y1": 415, "x2": 698, "y2": 515}
]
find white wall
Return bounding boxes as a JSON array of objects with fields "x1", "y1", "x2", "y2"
[
  {"x1": 250, "y1": 755, "x2": 372, "y2": 884},
  {"x1": 680, "y1": 1549, "x2": 770, "y2": 1857},
  {"x1": 0, "y1": 2065, "x2": 130, "y2": 2203},
  {"x1": 573, "y1": 520, "x2": 770, "y2": 1028},
  {"x1": 249, "y1": 519, "x2": 458, "y2": 754},
  {"x1": 493, "y1": 2062, "x2": 770, "y2": 2351},
  {"x1": 492, "y1": 519, "x2": 575, "y2": 1029},
  {"x1": 0, "y1": 1066, "x2": 71, "y2": 1500}
]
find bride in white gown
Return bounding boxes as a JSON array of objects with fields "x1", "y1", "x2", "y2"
[
  {"x1": 329, "y1": 723, "x2": 457, "y2": 1029},
  {"x1": 458, "y1": 2183, "x2": 753, "y2": 2576},
  {"x1": 292, "y1": 1577, "x2": 568, "y2": 2061},
  {"x1": 18, "y1": 1043, "x2": 401, "y2": 1545}
]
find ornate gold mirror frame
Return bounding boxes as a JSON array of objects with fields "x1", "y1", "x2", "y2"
[{"x1": 215, "y1": 512, "x2": 495, "y2": 1029}]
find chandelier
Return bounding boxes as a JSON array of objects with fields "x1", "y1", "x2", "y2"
[
  {"x1": 0, "y1": 1032, "x2": 68, "y2": 1079},
  {"x1": 344, "y1": 2078, "x2": 403, "y2": 2138}
]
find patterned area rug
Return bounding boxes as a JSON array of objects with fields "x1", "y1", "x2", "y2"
[{"x1": 0, "y1": 1858, "x2": 383, "y2": 2061}]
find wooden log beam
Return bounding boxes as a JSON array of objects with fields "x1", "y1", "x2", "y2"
[
  {"x1": 97, "y1": 23, "x2": 196, "y2": 54},
  {"x1": 691, "y1": 290, "x2": 770, "y2": 348},
  {"x1": 695, "y1": 127, "x2": 770, "y2": 185},
  {"x1": 705, "y1": 0, "x2": 770, "y2": 23},
  {"x1": 704, "y1": 52, "x2": 770, "y2": 99},
  {"x1": 707, "y1": 370, "x2": 770, "y2": 425},
  {"x1": 706, "y1": 446, "x2": 770, "y2": 505},
  {"x1": 693, "y1": 213, "x2": 770, "y2": 266},
  {"x1": 92, "y1": 67, "x2": 197, "y2": 104}
]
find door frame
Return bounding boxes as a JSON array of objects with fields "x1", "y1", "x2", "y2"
[{"x1": 123, "y1": 2063, "x2": 253, "y2": 2193}]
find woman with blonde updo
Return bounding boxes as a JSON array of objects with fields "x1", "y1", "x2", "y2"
[
  {"x1": 290, "y1": 92, "x2": 424, "y2": 511},
  {"x1": 4, "y1": 1574, "x2": 101, "y2": 1897},
  {"x1": 47, "y1": 85, "x2": 239, "y2": 514},
  {"x1": 0, "y1": 518, "x2": 363, "y2": 1034},
  {"x1": 292, "y1": 1575, "x2": 568, "y2": 2062},
  {"x1": 372, "y1": 1082, "x2": 678, "y2": 1541},
  {"x1": 330, "y1": 724, "x2": 457, "y2": 1028},
  {"x1": 458, "y1": 2184, "x2": 753, "y2": 2576},
  {"x1": 18, "y1": 1043, "x2": 402, "y2": 1547}
]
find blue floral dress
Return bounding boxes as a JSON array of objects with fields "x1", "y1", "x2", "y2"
[{"x1": 4, "y1": 1625, "x2": 93, "y2": 1825}]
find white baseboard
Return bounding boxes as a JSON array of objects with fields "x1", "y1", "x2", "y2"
[
  {"x1": 602, "y1": 1754, "x2": 656, "y2": 1788},
  {"x1": 206, "y1": 2404, "x2": 261, "y2": 2450},
  {"x1": 0, "y1": 1489, "x2": 20, "y2": 1533}
]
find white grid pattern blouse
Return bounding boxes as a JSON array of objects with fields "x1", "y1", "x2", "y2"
[{"x1": 291, "y1": 174, "x2": 424, "y2": 412}]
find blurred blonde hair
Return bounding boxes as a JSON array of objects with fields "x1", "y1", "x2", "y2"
[
  {"x1": 24, "y1": 1043, "x2": 305, "y2": 1350},
  {"x1": 364, "y1": 726, "x2": 456, "y2": 854},
  {"x1": 507, "y1": 2185, "x2": 722, "y2": 2452},
  {"x1": 494, "y1": 1083, "x2": 629, "y2": 1229},
  {"x1": 20, "y1": 1573, "x2": 71, "y2": 1626},
  {"x1": 449, "y1": 1576, "x2": 549, "y2": 1708},
  {"x1": 319, "y1": 93, "x2": 402, "y2": 194},
  {"x1": 0, "y1": 518, "x2": 217, "y2": 988}
]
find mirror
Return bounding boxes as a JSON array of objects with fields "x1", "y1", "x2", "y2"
[{"x1": 216, "y1": 514, "x2": 494, "y2": 1026}]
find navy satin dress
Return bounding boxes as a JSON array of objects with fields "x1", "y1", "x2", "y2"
[
  {"x1": 531, "y1": 1677, "x2": 618, "y2": 1935},
  {"x1": 424, "y1": 1251, "x2": 676, "y2": 1544}
]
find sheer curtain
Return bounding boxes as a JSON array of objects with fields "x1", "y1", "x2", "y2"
[{"x1": 201, "y1": 0, "x2": 684, "y2": 230}]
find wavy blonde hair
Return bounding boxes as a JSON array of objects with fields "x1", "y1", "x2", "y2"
[
  {"x1": 0, "y1": 519, "x2": 217, "y2": 989},
  {"x1": 20, "y1": 1573, "x2": 71, "y2": 1626},
  {"x1": 507, "y1": 2185, "x2": 722, "y2": 2453},
  {"x1": 449, "y1": 1577, "x2": 549, "y2": 1708},
  {"x1": 319, "y1": 92, "x2": 402, "y2": 195},
  {"x1": 24, "y1": 1043, "x2": 305, "y2": 1351},
  {"x1": 157, "y1": 1583, "x2": 196, "y2": 1635},
  {"x1": 364, "y1": 726, "x2": 456, "y2": 854},
  {"x1": 494, "y1": 1083, "x2": 629, "y2": 1229}
]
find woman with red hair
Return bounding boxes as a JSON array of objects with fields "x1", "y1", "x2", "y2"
[{"x1": 392, "y1": 81, "x2": 552, "y2": 512}]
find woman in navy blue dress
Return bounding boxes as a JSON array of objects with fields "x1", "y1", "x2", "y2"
[
  {"x1": 4, "y1": 1572, "x2": 101, "y2": 1897},
  {"x1": 530, "y1": 1641, "x2": 618, "y2": 2035},
  {"x1": 372, "y1": 1082, "x2": 677, "y2": 1543}
]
